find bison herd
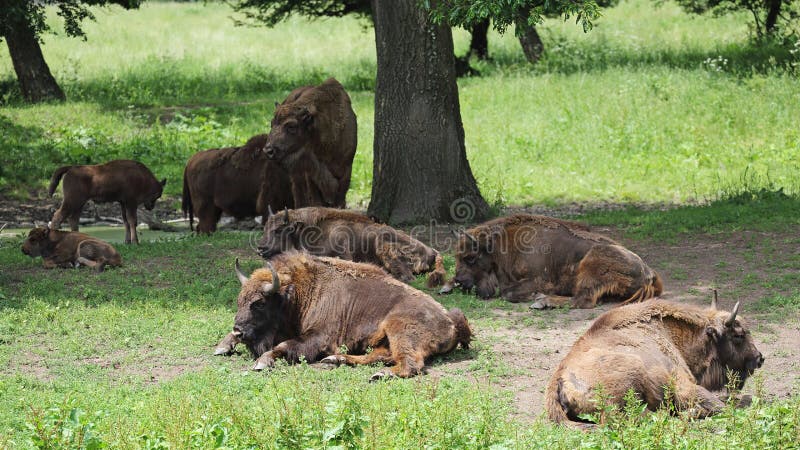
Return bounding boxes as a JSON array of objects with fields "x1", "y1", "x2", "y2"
[{"x1": 19, "y1": 78, "x2": 765, "y2": 426}]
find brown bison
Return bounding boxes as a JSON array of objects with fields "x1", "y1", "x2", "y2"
[
  {"x1": 48, "y1": 160, "x2": 166, "y2": 244},
  {"x1": 256, "y1": 207, "x2": 446, "y2": 287},
  {"x1": 213, "y1": 254, "x2": 471, "y2": 380},
  {"x1": 443, "y1": 214, "x2": 662, "y2": 308},
  {"x1": 545, "y1": 298, "x2": 764, "y2": 424},
  {"x1": 182, "y1": 134, "x2": 293, "y2": 234},
  {"x1": 263, "y1": 78, "x2": 357, "y2": 208},
  {"x1": 21, "y1": 227, "x2": 122, "y2": 272}
]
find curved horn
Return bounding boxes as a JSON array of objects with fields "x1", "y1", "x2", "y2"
[
  {"x1": 267, "y1": 205, "x2": 275, "y2": 217},
  {"x1": 234, "y1": 258, "x2": 248, "y2": 285},
  {"x1": 261, "y1": 261, "x2": 280, "y2": 295},
  {"x1": 463, "y1": 231, "x2": 477, "y2": 244},
  {"x1": 724, "y1": 301, "x2": 740, "y2": 328},
  {"x1": 283, "y1": 207, "x2": 289, "y2": 225},
  {"x1": 711, "y1": 289, "x2": 718, "y2": 310}
]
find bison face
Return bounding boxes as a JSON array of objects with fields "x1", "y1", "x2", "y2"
[
  {"x1": 264, "y1": 105, "x2": 315, "y2": 165},
  {"x1": 143, "y1": 178, "x2": 167, "y2": 211},
  {"x1": 706, "y1": 303, "x2": 764, "y2": 390},
  {"x1": 232, "y1": 260, "x2": 287, "y2": 358},
  {"x1": 257, "y1": 210, "x2": 304, "y2": 259},
  {"x1": 453, "y1": 234, "x2": 497, "y2": 299},
  {"x1": 21, "y1": 227, "x2": 50, "y2": 257}
]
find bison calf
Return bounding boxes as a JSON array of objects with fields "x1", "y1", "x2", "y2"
[
  {"x1": 214, "y1": 254, "x2": 471, "y2": 380},
  {"x1": 21, "y1": 227, "x2": 122, "y2": 272},
  {"x1": 546, "y1": 298, "x2": 764, "y2": 424},
  {"x1": 444, "y1": 214, "x2": 662, "y2": 308},
  {"x1": 257, "y1": 207, "x2": 446, "y2": 287},
  {"x1": 48, "y1": 160, "x2": 166, "y2": 244}
]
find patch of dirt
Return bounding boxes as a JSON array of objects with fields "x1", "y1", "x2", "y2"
[{"x1": 7, "y1": 350, "x2": 54, "y2": 382}]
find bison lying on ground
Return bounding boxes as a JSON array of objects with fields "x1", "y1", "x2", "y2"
[
  {"x1": 21, "y1": 227, "x2": 122, "y2": 272},
  {"x1": 182, "y1": 134, "x2": 293, "y2": 234},
  {"x1": 264, "y1": 78, "x2": 357, "y2": 208},
  {"x1": 256, "y1": 207, "x2": 446, "y2": 287},
  {"x1": 214, "y1": 254, "x2": 471, "y2": 379},
  {"x1": 48, "y1": 160, "x2": 166, "y2": 244},
  {"x1": 545, "y1": 298, "x2": 764, "y2": 424},
  {"x1": 443, "y1": 214, "x2": 662, "y2": 308}
]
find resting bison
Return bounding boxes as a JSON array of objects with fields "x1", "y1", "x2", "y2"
[
  {"x1": 21, "y1": 227, "x2": 122, "y2": 272},
  {"x1": 545, "y1": 298, "x2": 764, "y2": 424},
  {"x1": 443, "y1": 214, "x2": 662, "y2": 308},
  {"x1": 48, "y1": 160, "x2": 166, "y2": 244},
  {"x1": 264, "y1": 78, "x2": 357, "y2": 208},
  {"x1": 214, "y1": 254, "x2": 471, "y2": 380},
  {"x1": 256, "y1": 207, "x2": 446, "y2": 287},
  {"x1": 182, "y1": 134, "x2": 293, "y2": 234}
]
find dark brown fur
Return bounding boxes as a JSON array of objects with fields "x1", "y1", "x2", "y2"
[
  {"x1": 264, "y1": 78, "x2": 357, "y2": 208},
  {"x1": 21, "y1": 227, "x2": 122, "y2": 272},
  {"x1": 257, "y1": 207, "x2": 446, "y2": 287},
  {"x1": 48, "y1": 160, "x2": 166, "y2": 244},
  {"x1": 447, "y1": 214, "x2": 662, "y2": 308},
  {"x1": 545, "y1": 300, "x2": 764, "y2": 424},
  {"x1": 182, "y1": 134, "x2": 293, "y2": 234},
  {"x1": 214, "y1": 253, "x2": 471, "y2": 379}
]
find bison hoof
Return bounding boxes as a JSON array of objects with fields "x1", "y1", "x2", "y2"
[
  {"x1": 369, "y1": 370, "x2": 395, "y2": 382},
  {"x1": 439, "y1": 283, "x2": 454, "y2": 295},
  {"x1": 530, "y1": 293, "x2": 550, "y2": 310},
  {"x1": 253, "y1": 356, "x2": 275, "y2": 371},
  {"x1": 320, "y1": 355, "x2": 346, "y2": 366},
  {"x1": 213, "y1": 346, "x2": 232, "y2": 356}
]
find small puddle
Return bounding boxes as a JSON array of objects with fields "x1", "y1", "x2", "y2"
[{"x1": 1, "y1": 223, "x2": 192, "y2": 244}]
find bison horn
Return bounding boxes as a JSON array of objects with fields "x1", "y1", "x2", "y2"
[
  {"x1": 267, "y1": 205, "x2": 275, "y2": 218},
  {"x1": 261, "y1": 262, "x2": 281, "y2": 295},
  {"x1": 283, "y1": 207, "x2": 290, "y2": 225},
  {"x1": 711, "y1": 289, "x2": 718, "y2": 310},
  {"x1": 724, "y1": 301, "x2": 740, "y2": 328},
  {"x1": 463, "y1": 231, "x2": 477, "y2": 244},
  {"x1": 234, "y1": 258, "x2": 249, "y2": 285}
]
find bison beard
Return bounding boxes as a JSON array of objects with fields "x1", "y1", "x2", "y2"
[{"x1": 215, "y1": 254, "x2": 470, "y2": 380}]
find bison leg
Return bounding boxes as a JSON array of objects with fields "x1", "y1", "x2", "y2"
[
  {"x1": 67, "y1": 210, "x2": 81, "y2": 231},
  {"x1": 120, "y1": 205, "x2": 131, "y2": 244},
  {"x1": 673, "y1": 380, "x2": 725, "y2": 418},
  {"x1": 49, "y1": 204, "x2": 72, "y2": 230},
  {"x1": 195, "y1": 203, "x2": 221, "y2": 234},
  {"x1": 252, "y1": 335, "x2": 327, "y2": 371},
  {"x1": 123, "y1": 204, "x2": 140, "y2": 244},
  {"x1": 213, "y1": 332, "x2": 241, "y2": 356},
  {"x1": 320, "y1": 347, "x2": 394, "y2": 367}
]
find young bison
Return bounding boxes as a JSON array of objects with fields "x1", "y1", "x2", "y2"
[
  {"x1": 48, "y1": 160, "x2": 166, "y2": 244},
  {"x1": 214, "y1": 254, "x2": 471, "y2": 380},
  {"x1": 443, "y1": 214, "x2": 662, "y2": 309},
  {"x1": 21, "y1": 227, "x2": 122, "y2": 272},
  {"x1": 546, "y1": 298, "x2": 764, "y2": 424}
]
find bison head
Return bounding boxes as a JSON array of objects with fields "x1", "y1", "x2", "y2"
[
  {"x1": 453, "y1": 231, "x2": 498, "y2": 299},
  {"x1": 263, "y1": 104, "x2": 316, "y2": 165},
  {"x1": 257, "y1": 209, "x2": 304, "y2": 259},
  {"x1": 704, "y1": 301, "x2": 764, "y2": 390},
  {"x1": 143, "y1": 178, "x2": 167, "y2": 211},
  {"x1": 21, "y1": 227, "x2": 51, "y2": 257},
  {"x1": 232, "y1": 259, "x2": 289, "y2": 358}
]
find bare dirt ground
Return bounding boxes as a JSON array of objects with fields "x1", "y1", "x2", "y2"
[{"x1": 435, "y1": 226, "x2": 800, "y2": 420}]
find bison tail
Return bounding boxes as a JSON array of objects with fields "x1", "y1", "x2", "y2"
[
  {"x1": 182, "y1": 167, "x2": 194, "y2": 232},
  {"x1": 448, "y1": 308, "x2": 472, "y2": 350},
  {"x1": 48, "y1": 165, "x2": 72, "y2": 197},
  {"x1": 545, "y1": 375, "x2": 571, "y2": 424},
  {"x1": 620, "y1": 271, "x2": 663, "y2": 306},
  {"x1": 426, "y1": 253, "x2": 446, "y2": 288}
]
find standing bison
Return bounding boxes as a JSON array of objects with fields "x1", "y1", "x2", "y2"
[
  {"x1": 48, "y1": 160, "x2": 166, "y2": 244},
  {"x1": 264, "y1": 78, "x2": 357, "y2": 208},
  {"x1": 182, "y1": 134, "x2": 293, "y2": 234},
  {"x1": 256, "y1": 207, "x2": 446, "y2": 287},
  {"x1": 214, "y1": 254, "x2": 471, "y2": 380},
  {"x1": 545, "y1": 298, "x2": 764, "y2": 424},
  {"x1": 21, "y1": 227, "x2": 122, "y2": 272},
  {"x1": 443, "y1": 214, "x2": 662, "y2": 308}
]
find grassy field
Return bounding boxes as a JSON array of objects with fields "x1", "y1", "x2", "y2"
[{"x1": 2, "y1": 0, "x2": 800, "y2": 448}]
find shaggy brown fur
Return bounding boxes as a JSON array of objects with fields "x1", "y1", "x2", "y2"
[
  {"x1": 21, "y1": 227, "x2": 122, "y2": 272},
  {"x1": 214, "y1": 253, "x2": 471, "y2": 379},
  {"x1": 445, "y1": 214, "x2": 662, "y2": 308},
  {"x1": 545, "y1": 300, "x2": 764, "y2": 424},
  {"x1": 264, "y1": 78, "x2": 357, "y2": 208},
  {"x1": 182, "y1": 134, "x2": 293, "y2": 234},
  {"x1": 48, "y1": 160, "x2": 166, "y2": 244},
  {"x1": 257, "y1": 207, "x2": 446, "y2": 287}
]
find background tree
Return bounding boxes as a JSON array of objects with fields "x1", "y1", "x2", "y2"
[
  {"x1": 671, "y1": 0, "x2": 798, "y2": 38},
  {"x1": 232, "y1": 0, "x2": 600, "y2": 224},
  {"x1": 0, "y1": 0, "x2": 140, "y2": 103}
]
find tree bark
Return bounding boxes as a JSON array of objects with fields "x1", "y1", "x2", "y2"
[
  {"x1": 517, "y1": 22, "x2": 544, "y2": 64},
  {"x1": 765, "y1": 0, "x2": 782, "y2": 33},
  {"x1": 469, "y1": 19, "x2": 490, "y2": 60},
  {"x1": 368, "y1": 0, "x2": 488, "y2": 225},
  {"x1": 3, "y1": 16, "x2": 65, "y2": 103}
]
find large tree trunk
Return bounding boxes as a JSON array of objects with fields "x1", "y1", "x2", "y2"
[
  {"x1": 517, "y1": 22, "x2": 544, "y2": 64},
  {"x1": 368, "y1": 0, "x2": 488, "y2": 225},
  {"x1": 469, "y1": 19, "x2": 490, "y2": 60},
  {"x1": 765, "y1": 0, "x2": 782, "y2": 33},
  {"x1": 4, "y1": 17, "x2": 65, "y2": 102}
]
